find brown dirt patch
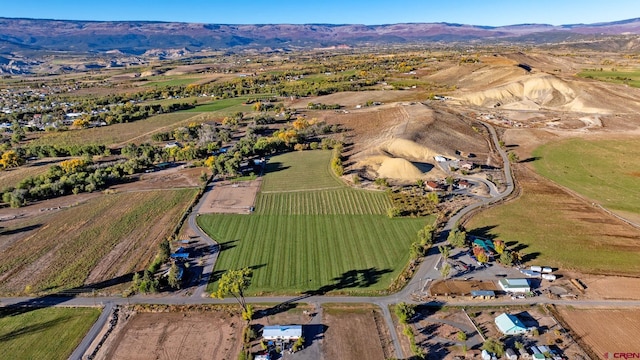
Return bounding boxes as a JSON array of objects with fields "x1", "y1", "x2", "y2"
[
  {"x1": 323, "y1": 304, "x2": 390, "y2": 360},
  {"x1": 429, "y1": 280, "x2": 497, "y2": 296},
  {"x1": 199, "y1": 179, "x2": 261, "y2": 214},
  {"x1": 557, "y1": 307, "x2": 640, "y2": 359},
  {"x1": 580, "y1": 275, "x2": 640, "y2": 300},
  {"x1": 100, "y1": 309, "x2": 243, "y2": 360},
  {"x1": 287, "y1": 90, "x2": 425, "y2": 109},
  {"x1": 111, "y1": 165, "x2": 204, "y2": 192}
]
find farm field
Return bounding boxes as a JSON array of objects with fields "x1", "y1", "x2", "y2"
[
  {"x1": 533, "y1": 138, "x2": 640, "y2": 220},
  {"x1": 260, "y1": 150, "x2": 345, "y2": 192},
  {"x1": 578, "y1": 69, "x2": 640, "y2": 88},
  {"x1": 467, "y1": 166, "x2": 640, "y2": 275},
  {"x1": 30, "y1": 112, "x2": 199, "y2": 147},
  {"x1": 323, "y1": 304, "x2": 391, "y2": 360},
  {"x1": 0, "y1": 307, "x2": 100, "y2": 360},
  {"x1": 199, "y1": 150, "x2": 431, "y2": 295},
  {"x1": 0, "y1": 189, "x2": 197, "y2": 295},
  {"x1": 142, "y1": 77, "x2": 202, "y2": 87},
  {"x1": 182, "y1": 97, "x2": 250, "y2": 112},
  {"x1": 100, "y1": 307, "x2": 243, "y2": 360},
  {"x1": 556, "y1": 307, "x2": 640, "y2": 359}
]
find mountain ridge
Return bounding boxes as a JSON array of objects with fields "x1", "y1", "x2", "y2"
[{"x1": 1, "y1": 17, "x2": 640, "y2": 54}]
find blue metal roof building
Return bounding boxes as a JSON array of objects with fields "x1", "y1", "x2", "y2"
[{"x1": 495, "y1": 313, "x2": 528, "y2": 335}]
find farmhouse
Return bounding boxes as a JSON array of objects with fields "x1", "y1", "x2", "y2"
[
  {"x1": 460, "y1": 160, "x2": 474, "y2": 170},
  {"x1": 495, "y1": 313, "x2": 528, "y2": 335},
  {"x1": 458, "y1": 179, "x2": 471, "y2": 189},
  {"x1": 426, "y1": 181, "x2": 443, "y2": 191},
  {"x1": 499, "y1": 278, "x2": 530, "y2": 293},
  {"x1": 262, "y1": 325, "x2": 302, "y2": 341}
]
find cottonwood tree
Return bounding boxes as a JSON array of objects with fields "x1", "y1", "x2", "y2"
[
  {"x1": 447, "y1": 228, "x2": 467, "y2": 248},
  {"x1": 214, "y1": 268, "x2": 253, "y2": 321}
]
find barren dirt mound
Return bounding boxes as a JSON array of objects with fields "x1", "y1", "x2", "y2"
[
  {"x1": 380, "y1": 138, "x2": 439, "y2": 161},
  {"x1": 457, "y1": 73, "x2": 587, "y2": 111},
  {"x1": 377, "y1": 157, "x2": 425, "y2": 180}
]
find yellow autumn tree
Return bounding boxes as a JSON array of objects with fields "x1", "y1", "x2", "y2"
[
  {"x1": 0, "y1": 150, "x2": 24, "y2": 170},
  {"x1": 59, "y1": 158, "x2": 88, "y2": 174}
]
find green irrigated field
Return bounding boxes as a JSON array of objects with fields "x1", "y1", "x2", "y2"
[
  {"x1": 199, "y1": 150, "x2": 430, "y2": 295},
  {"x1": 0, "y1": 307, "x2": 100, "y2": 360},
  {"x1": 183, "y1": 97, "x2": 248, "y2": 112},
  {"x1": 533, "y1": 138, "x2": 640, "y2": 217},
  {"x1": 578, "y1": 69, "x2": 640, "y2": 88},
  {"x1": 260, "y1": 150, "x2": 344, "y2": 192},
  {"x1": 467, "y1": 138, "x2": 640, "y2": 274}
]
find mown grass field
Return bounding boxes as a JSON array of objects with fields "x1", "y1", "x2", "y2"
[
  {"x1": 533, "y1": 138, "x2": 640, "y2": 216},
  {"x1": 0, "y1": 189, "x2": 197, "y2": 294},
  {"x1": 183, "y1": 97, "x2": 249, "y2": 112},
  {"x1": 199, "y1": 150, "x2": 431, "y2": 295},
  {"x1": 0, "y1": 307, "x2": 100, "y2": 360},
  {"x1": 578, "y1": 69, "x2": 640, "y2": 88}
]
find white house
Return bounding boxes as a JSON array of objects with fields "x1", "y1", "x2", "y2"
[{"x1": 262, "y1": 325, "x2": 302, "y2": 341}]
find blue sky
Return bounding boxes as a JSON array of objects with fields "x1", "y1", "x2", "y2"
[{"x1": 4, "y1": 0, "x2": 639, "y2": 26}]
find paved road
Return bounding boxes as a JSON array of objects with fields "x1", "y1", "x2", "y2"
[
  {"x1": 68, "y1": 301, "x2": 113, "y2": 360},
  {"x1": 5, "y1": 121, "x2": 635, "y2": 359}
]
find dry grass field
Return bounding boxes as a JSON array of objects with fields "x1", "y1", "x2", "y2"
[
  {"x1": 556, "y1": 307, "x2": 640, "y2": 359},
  {"x1": 0, "y1": 189, "x2": 197, "y2": 295},
  {"x1": 323, "y1": 304, "x2": 392, "y2": 360}
]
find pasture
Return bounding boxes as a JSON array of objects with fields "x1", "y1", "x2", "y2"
[
  {"x1": 0, "y1": 189, "x2": 197, "y2": 294},
  {"x1": 533, "y1": 138, "x2": 640, "y2": 218},
  {"x1": 182, "y1": 97, "x2": 249, "y2": 112},
  {"x1": 0, "y1": 307, "x2": 100, "y2": 360},
  {"x1": 199, "y1": 150, "x2": 431, "y2": 295},
  {"x1": 578, "y1": 69, "x2": 640, "y2": 88},
  {"x1": 467, "y1": 166, "x2": 640, "y2": 275}
]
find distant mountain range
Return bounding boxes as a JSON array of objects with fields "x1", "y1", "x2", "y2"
[{"x1": 2, "y1": 17, "x2": 640, "y2": 54}]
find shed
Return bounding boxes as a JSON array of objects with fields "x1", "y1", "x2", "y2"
[
  {"x1": 434, "y1": 155, "x2": 447, "y2": 162},
  {"x1": 262, "y1": 325, "x2": 302, "y2": 341},
  {"x1": 499, "y1": 278, "x2": 530, "y2": 293},
  {"x1": 505, "y1": 348, "x2": 518, "y2": 360},
  {"x1": 495, "y1": 313, "x2": 528, "y2": 335},
  {"x1": 471, "y1": 290, "x2": 496, "y2": 299}
]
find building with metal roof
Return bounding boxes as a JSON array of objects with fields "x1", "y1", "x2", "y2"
[
  {"x1": 498, "y1": 278, "x2": 530, "y2": 293},
  {"x1": 495, "y1": 313, "x2": 528, "y2": 335},
  {"x1": 262, "y1": 325, "x2": 302, "y2": 341},
  {"x1": 471, "y1": 290, "x2": 496, "y2": 299}
]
